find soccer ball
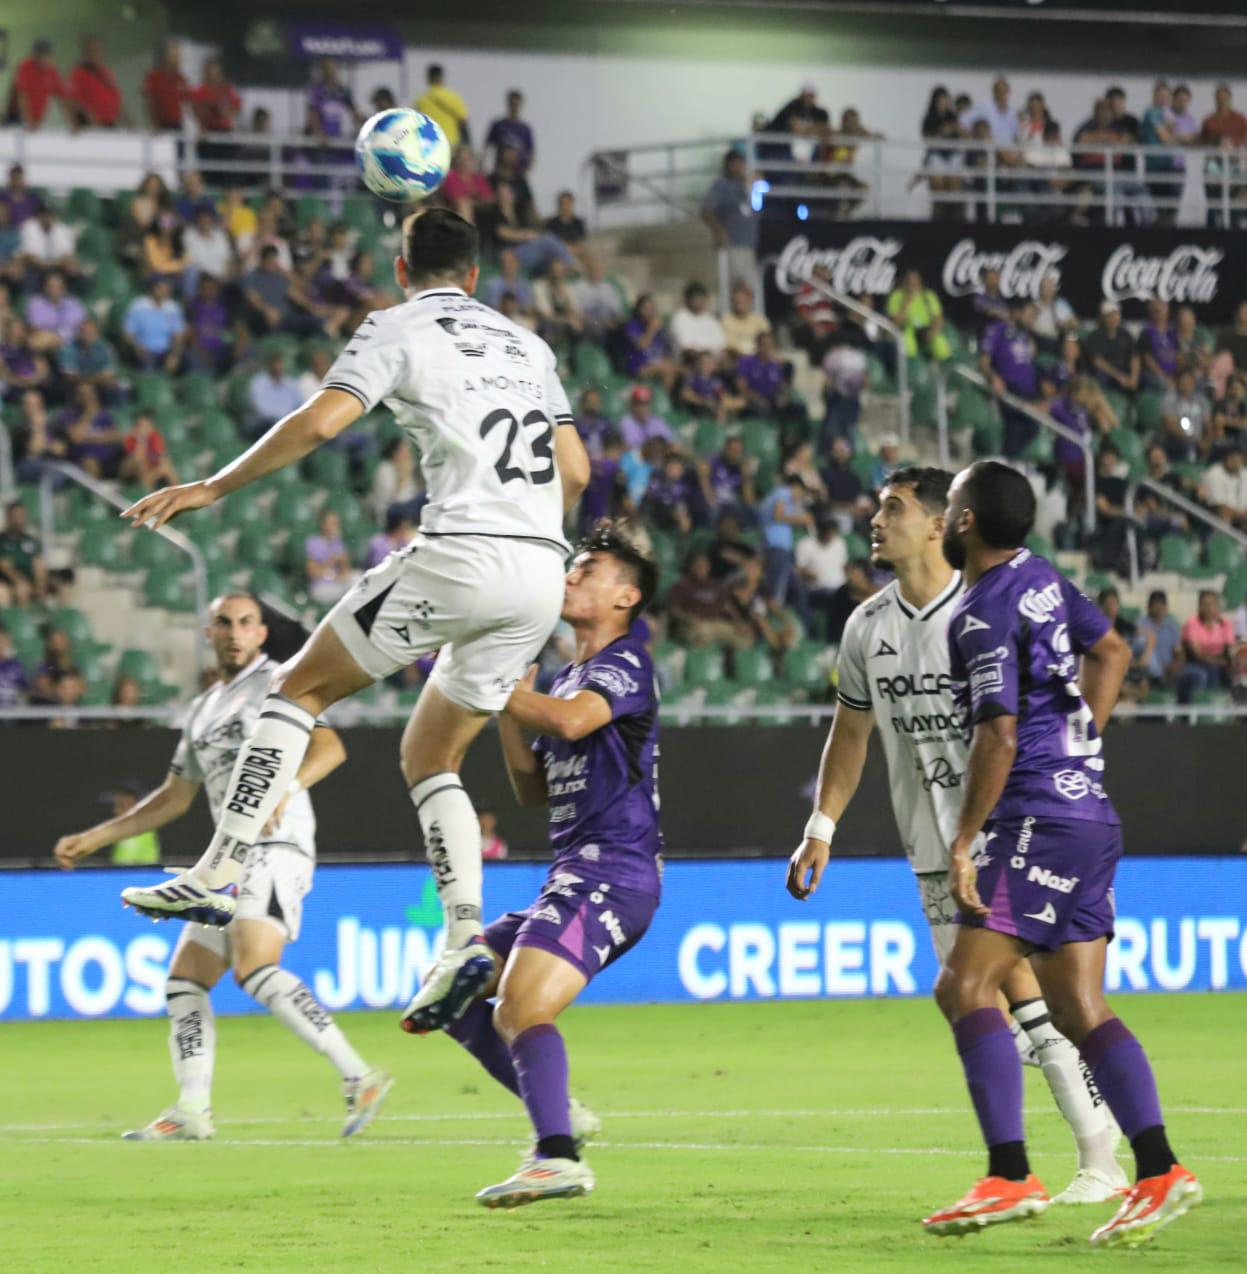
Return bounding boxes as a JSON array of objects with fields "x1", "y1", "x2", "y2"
[{"x1": 355, "y1": 109, "x2": 451, "y2": 203}]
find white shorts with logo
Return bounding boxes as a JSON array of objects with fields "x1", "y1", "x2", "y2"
[
  {"x1": 916, "y1": 869, "x2": 959, "y2": 966},
  {"x1": 326, "y1": 533, "x2": 566, "y2": 713},
  {"x1": 177, "y1": 843, "x2": 314, "y2": 960}
]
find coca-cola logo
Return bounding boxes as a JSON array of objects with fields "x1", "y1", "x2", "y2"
[
  {"x1": 941, "y1": 239, "x2": 1066, "y2": 299},
  {"x1": 1101, "y1": 244, "x2": 1222, "y2": 304},
  {"x1": 774, "y1": 234, "x2": 900, "y2": 296}
]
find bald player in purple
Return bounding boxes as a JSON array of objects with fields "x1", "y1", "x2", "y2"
[
  {"x1": 923, "y1": 461, "x2": 1201, "y2": 1250},
  {"x1": 423, "y1": 522, "x2": 662, "y2": 1209}
]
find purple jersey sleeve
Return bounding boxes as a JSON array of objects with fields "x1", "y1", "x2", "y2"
[
  {"x1": 1059, "y1": 576, "x2": 1111, "y2": 653},
  {"x1": 582, "y1": 651, "x2": 651, "y2": 720},
  {"x1": 950, "y1": 607, "x2": 1018, "y2": 723}
]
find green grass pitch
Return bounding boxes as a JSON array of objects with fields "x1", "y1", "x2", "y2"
[{"x1": 2, "y1": 995, "x2": 1241, "y2": 1272}]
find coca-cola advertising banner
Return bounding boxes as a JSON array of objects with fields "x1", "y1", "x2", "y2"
[{"x1": 759, "y1": 220, "x2": 1247, "y2": 326}]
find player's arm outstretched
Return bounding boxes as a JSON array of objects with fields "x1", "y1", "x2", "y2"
[
  {"x1": 53, "y1": 773, "x2": 200, "y2": 869},
  {"x1": 262, "y1": 725, "x2": 347, "y2": 833},
  {"x1": 122, "y1": 389, "x2": 366, "y2": 530},
  {"x1": 785, "y1": 702, "x2": 873, "y2": 900}
]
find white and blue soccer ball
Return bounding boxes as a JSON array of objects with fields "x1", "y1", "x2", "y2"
[{"x1": 355, "y1": 109, "x2": 451, "y2": 203}]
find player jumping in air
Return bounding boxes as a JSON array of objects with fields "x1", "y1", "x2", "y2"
[
  {"x1": 433, "y1": 524, "x2": 662, "y2": 1208},
  {"x1": 925, "y1": 461, "x2": 1200, "y2": 1247},
  {"x1": 786, "y1": 468, "x2": 1125, "y2": 1203},
  {"x1": 117, "y1": 208, "x2": 590, "y2": 1036},
  {"x1": 54, "y1": 593, "x2": 392, "y2": 1140}
]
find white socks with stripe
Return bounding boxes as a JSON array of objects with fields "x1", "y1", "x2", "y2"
[
  {"x1": 1011, "y1": 997, "x2": 1119, "y2": 1174},
  {"x1": 241, "y1": 964, "x2": 367, "y2": 1081},
  {"x1": 191, "y1": 695, "x2": 317, "y2": 889},
  {"x1": 410, "y1": 772, "x2": 484, "y2": 948},
  {"x1": 167, "y1": 976, "x2": 215, "y2": 1115}
]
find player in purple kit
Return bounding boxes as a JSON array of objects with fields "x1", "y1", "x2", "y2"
[
  {"x1": 923, "y1": 461, "x2": 1201, "y2": 1248},
  {"x1": 427, "y1": 522, "x2": 662, "y2": 1208}
]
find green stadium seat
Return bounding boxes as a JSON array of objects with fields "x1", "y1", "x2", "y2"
[
  {"x1": 321, "y1": 490, "x2": 367, "y2": 533},
  {"x1": 178, "y1": 373, "x2": 220, "y2": 412},
  {"x1": 197, "y1": 411, "x2": 238, "y2": 454},
  {"x1": 1025, "y1": 533, "x2": 1055, "y2": 559},
  {"x1": 0, "y1": 607, "x2": 41, "y2": 646},
  {"x1": 306, "y1": 448, "x2": 350, "y2": 490},
  {"x1": 683, "y1": 647, "x2": 725, "y2": 687},
  {"x1": 81, "y1": 674, "x2": 113, "y2": 707},
  {"x1": 692, "y1": 418, "x2": 725, "y2": 457},
  {"x1": 295, "y1": 195, "x2": 330, "y2": 228},
  {"x1": 134, "y1": 374, "x2": 177, "y2": 414},
  {"x1": 1136, "y1": 392, "x2": 1165, "y2": 434},
  {"x1": 75, "y1": 224, "x2": 112, "y2": 263},
  {"x1": 732, "y1": 646, "x2": 774, "y2": 687},
  {"x1": 1021, "y1": 430, "x2": 1054, "y2": 466},
  {"x1": 248, "y1": 566, "x2": 289, "y2": 599},
  {"x1": 844, "y1": 532, "x2": 870, "y2": 560},
  {"x1": 699, "y1": 681, "x2": 747, "y2": 724},
  {"x1": 781, "y1": 645, "x2": 827, "y2": 693},
  {"x1": 1205, "y1": 534, "x2": 1245, "y2": 575},
  {"x1": 652, "y1": 639, "x2": 683, "y2": 689},
  {"x1": 48, "y1": 606, "x2": 110, "y2": 656},
  {"x1": 1158, "y1": 536, "x2": 1199, "y2": 574},
  {"x1": 234, "y1": 528, "x2": 277, "y2": 569},
  {"x1": 741, "y1": 418, "x2": 780, "y2": 465},
  {"x1": 144, "y1": 566, "x2": 195, "y2": 612},
  {"x1": 128, "y1": 531, "x2": 183, "y2": 571},
  {"x1": 117, "y1": 648, "x2": 160, "y2": 684},
  {"x1": 339, "y1": 200, "x2": 379, "y2": 235},
  {"x1": 79, "y1": 531, "x2": 126, "y2": 571},
  {"x1": 1144, "y1": 686, "x2": 1176, "y2": 707},
  {"x1": 343, "y1": 522, "x2": 373, "y2": 565},
  {"x1": 272, "y1": 488, "x2": 314, "y2": 526},
  {"x1": 865, "y1": 351, "x2": 895, "y2": 395},
  {"x1": 67, "y1": 187, "x2": 103, "y2": 223}
]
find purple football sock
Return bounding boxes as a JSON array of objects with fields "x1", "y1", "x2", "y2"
[
  {"x1": 1078, "y1": 1017, "x2": 1165, "y2": 1141},
  {"x1": 444, "y1": 1000, "x2": 519, "y2": 1096},
  {"x1": 511, "y1": 1023, "x2": 572, "y2": 1148},
  {"x1": 953, "y1": 1007, "x2": 1026, "y2": 1152}
]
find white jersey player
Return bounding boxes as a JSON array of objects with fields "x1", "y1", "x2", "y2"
[
  {"x1": 117, "y1": 208, "x2": 590, "y2": 1036},
  {"x1": 785, "y1": 468, "x2": 1126, "y2": 1204},
  {"x1": 54, "y1": 593, "x2": 392, "y2": 1140}
]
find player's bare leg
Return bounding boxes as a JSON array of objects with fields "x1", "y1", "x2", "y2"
[
  {"x1": 398, "y1": 685, "x2": 496, "y2": 1032},
  {"x1": 1001, "y1": 959, "x2": 1125, "y2": 1202},
  {"x1": 476, "y1": 947, "x2": 594, "y2": 1209},
  {"x1": 123, "y1": 937, "x2": 226, "y2": 1141},
  {"x1": 1031, "y1": 938, "x2": 1201, "y2": 1248},
  {"x1": 122, "y1": 623, "x2": 372, "y2": 925},
  {"x1": 924, "y1": 928, "x2": 1051, "y2": 1236}
]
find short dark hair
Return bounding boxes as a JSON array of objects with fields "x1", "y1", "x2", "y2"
[
  {"x1": 427, "y1": 63, "x2": 443, "y2": 82},
  {"x1": 961, "y1": 460, "x2": 1036, "y2": 549},
  {"x1": 211, "y1": 589, "x2": 263, "y2": 613},
  {"x1": 1098, "y1": 587, "x2": 1119, "y2": 605},
  {"x1": 402, "y1": 207, "x2": 479, "y2": 285},
  {"x1": 684, "y1": 281, "x2": 708, "y2": 303},
  {"x1": 1148, "y1": 589, "x2": 1168, "y2": 607},
  {"x1": 576, "y1": 521, "x2": 659, "y2": 623},
  {"x1": 884, "y1": 466, "x2": 953, "y2": 515},
  {"x1": 1106, "y1": 85, "x2": 1126, "y2": 100}
]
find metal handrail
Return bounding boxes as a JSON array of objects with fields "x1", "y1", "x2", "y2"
[
  {"x1": 38, "y1": 462, "x2": 210, "y2": 678},
  {"x1": 767, "y1": 261, "x2": 911, "y2": 444},
  {"x1": 0, "y1": 419, "x2": 14, "y2": 502},
  {"x1": 937, "y1": 363, "x2": 1097, "y2": 533},
  {"x1": 1124, "y1": 474, "x2": 1247, "y2": 585},
  {"x1": 583, "y1": 148, "x2": 707, "y2": 226}
]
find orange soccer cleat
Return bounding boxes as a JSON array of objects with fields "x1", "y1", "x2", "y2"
[
  {"x1": 922, "y1": 1174, "x2": 1050, "y2": 1237},
  {"x1": 1089, "y1": 1165, "x2": 1202, "y2": 1249}
]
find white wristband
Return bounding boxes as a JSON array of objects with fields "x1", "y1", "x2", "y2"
[
  {"x1": 287, "y1": 779, "x2": 303, "y2": 798},
  {"x1": 804, "y1": 811, "x2": 836, "y2": 844}
]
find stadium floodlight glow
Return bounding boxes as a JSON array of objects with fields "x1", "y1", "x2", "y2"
[
  {"x1": 750, "y1": 179, "x2": 769, "y2": 212},
  {"x1": 797, "y1": 204, "x2": 809, "y2": 221}
]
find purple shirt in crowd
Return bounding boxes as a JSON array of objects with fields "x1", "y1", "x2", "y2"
[
  {"x1": 983, "y1": 320, "x2": 1040, "y2": 399},
  {"x1": 576, "y1": 413, "x2": 613, "y2": 459},
  {"x1": 736, "y1": 353, "x2": 786, "y2": 404},
  {"x1": 0, "y1": 655, "x2": 27, "y2": 706},
  {"x1": 617, "y1": 410, "x2": 672, "y2": 451},
  {"x1": 27, "y1": 293, "x2": 85, "y2": 344},
  {"x1": 486, "y1": 117, "x2": 535, "y2": 168},
  {"x1": 1048, "y1": 395, "x2": 1091, "y2": 469},
  {"x1": 535, "y1": 633, "x2": 664, "y2": 896},
  {"x1": 622, "y1": 318, "x2": 672, "y2": 376},
  {"x1": 189, "y1": 297, "x2": 230, "y2": 352},
  {"x1": 709, "y1": 455, "x2": 746, "y2": 505},
  {"x1": 307, "y1": 82, "x2": 357, "y2": 138},
  {"x1": 949, "y1": 548, "x2": 1119, "y2": 826},
  {"x1": 1139, "y1": 323, "x2": 1179, "y2": 380}
]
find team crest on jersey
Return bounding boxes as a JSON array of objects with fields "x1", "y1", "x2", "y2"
[
  {"x1": 960, "y1": 613, "x2": 990, "y2": 636},
  {"x1": 873, "y1": 638, "x2": 897, "y2": 657}
]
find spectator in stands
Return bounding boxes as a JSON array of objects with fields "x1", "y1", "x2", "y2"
[
  {"x1": 533, "y1": 257, "x2": 583, "y2": 350},
  {"x1": 305, "y1": 509, "x2": 356, "y2": 606},
  {"x1": 12, "y1": 388, "x2": 64, "y2": 481},
  {"x1": 0, "y1": 624, "x2": 28, "y2": 706},
  {"x1": 59, "y1": 381, "x2": 122, "y2": 477},
  {"x1": 1161, "y1": 366, "x2": 1213, "y2": 461},
  {"x1": 796, "y1": 513, "x2": 848, "y2": 635},
  {"x1": 886, "y1": 268, "x2": 949, "y2": 362},
  {"x1": 782, "y1": 438, "x2": 829, "y2": 505},
  {"x1": 622, "y1": 295, "x2": 679, "y2": 390},
  {"x1": 1216, "y1": 299, "x2": 1247, "y2": 376},
  {"x1": 701, "y1": 150, "x2": 758, "y2": 298},
  {"x1": 737, "y1": 330, "x2": 800, "y2": 424},
  {"x1": 708, "y1": 434, "x2": 757, "y2": 515},
  {"x1": 242, "y1": 206, "x2": 294, "y2": 273},
  {"x1": 0, "y1": 166, "x2": 39, "y2": 227},
  {"x1": 1031, "y1": 274, "x2": 1076, "y2": 353},
  {"x1": 1140, "y1": 81, "x2": 1180, "y2": 226},
  {"x1": 681, "y1": 349, "x2": 745, "y2": 422},
  {"x1": 142, "y1": 40, "x2": 187, "y2": 132},
  {"x1": 478, "y1": 810, "x2": 509, "y2": 861},
  {"x1": 915, "y1": 86, "x2": 965, "y2": 222},
  {"x1": 1200, "y1": 84, "x2": 1247, "y2": 228},
  {"x1": 1070, "y1": 98, "x2": 1124, "y2": 225},
  {"x1": 642, "y1": 451, "x2": 708, "y2": 535},
  {"x1": 120, "y1": 411, "x2": 177, "y2": 489},
  {"x1": 666, "y1": 550, "x2": 741, "y2": 649},
  {"x1": 44, "y1": 666, "x2": 87, "y2": 726},
  {"x1": 619, "y1": 385, "x2": 673, "y2": 451},
  {"x1": 825, "y1": 558, "x2": 879, "y2": 644},
  {"x1": 1201, "y1": 446, "x2": 1247, "y2": 529},
  {"x1": 369, "y1": 437, "x2": 423, "y2": 525},
  {"x1": 482, "y1": 249, "x2": 535, "y2": 314},
  {"x1": 142, "y1": 220, "x2": 190, "y2": 290},
  {"x1": 970, "y1": 267, "x2": 1010, "y2": 337},
  {"x1": 821, "y1": 435, "x2": 869, "y2": 527},
  {"x1": 1, "y1": 317, "x2": 52, "y2": 401},
  {"x1": 671, "y1": 281, "x2": 726, "y2": 358},
  {"x1": 760, "y1": 471, "x2": 813, "y2": 605},
  {"x1": 496, "y1": 291, "x2": 536, "y2": 332},
  {"x1": 119, "y1": 172, "x2": 171, "y2": 270},
  {"x1": 305, "y1": 57, "x2": 362, "y2": 144},
  {"x1": 961, "y1": 75, "x2": 1020, "y2": 152},
  {"x1": 1088, "y1": 441, "x2": 1132, "y2": 573},
  {"x1": 865, "y1": 433, "x2": 903, "y2": 491},
  {"x1": 1098, "y1": 586, "x2": 1150, "y2": 702},
  {"x1": 247, "y1": 351, "x2": 303, "y2": 438},
  {"x1": 365, "y1": 509, "x2": 416, "y2": 571},
  {"x1": 579, "y1": 431, "x2": 631, "y2": 532},
  {"x1": 1049, "y1": 374, "x2": 1116, "y2": 494},
  {"x1": 19, "y1": 202, "x2": 80, "y2": 281},
  {"x1": 186, "y1": 273, "x2": 235, "y2": 373},
  {"x1": 544, "y1": 191, "x2": 586, "y2": 248},
  {"x1": 221, "y1": 186, "x2": 258, "y2": 251},
  {"x1": 721, "y1": 281, "x2": 769, "y2": 357},
  {"x1": 0, "y1": 499, "x2": 48, "y2": 605},
  {"x1": 761, "y1": 83, "x2": 830, "y2": 187},
  {"x1": 242, "y1": 244, "x2": 344, "y2": 337},
  {"x1": 123, "y1": 276, "x2": 186, "y2": 372},
  {"x1": 486, "y1": 90, "x2": 535, "y2": 173},
  {"x1": 1136, "y1": 590, "x2": 1183, "y2": 692},
  {"x1": 26, "y1": 272, "x2": 85, "y2": 352},
  {"x1": 441, "y1": 146, "x2": 494, "y2": 222},
  {"x1": 1175, "y1": 304, "x2": 1213, "y2": 374},
  {"x1": 1139, "y1": 298, "x2": 1179, "y2": 392},
  {"x1": 483, "y1": 180, "x2": 576, "y2": 276},
  {"x1": 191, "y1": 58, "x2": 241, "y2": 134},
  {"x1": 1084, "y1": 300, "x2": 1139, "y2": 395},
  {"x1": 707, "y1": 510, "x2": 758, "y2": 581},
  {"x1": 184, "y1": 205, "x2": 234, "y2": 285},
  {"x1": 1213, "y1": 373, "x2": 1247, "y2": 455},
  {"x1": 573, "y1": 386, "x2": 612, "y2": 460},
  {"x1": 572, "y1": 253, "x2": 624, "y2": 336},
  {"x1": 416, "y1": 64, "x2": 470, "y2": 148},
  {"x1": 7, "y1": 38, "x2": 67, "y2": 130},
  {"x1": 1181, "y1": 589, "x2": 1235, "y2": 698},
  {"x1": 726, "y1": 553, "x2": 799, "y2": 656},
  {"x1": 67, "y1": 35, "x2": 126, "y2": 129},
  {"x1": 981, "y1": 301, "x2": 1043, "y2": 456}
]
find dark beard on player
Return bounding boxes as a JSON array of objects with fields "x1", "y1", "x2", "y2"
[{"x1": 942, "y1": 524, "x2": 967, "y2": 571}]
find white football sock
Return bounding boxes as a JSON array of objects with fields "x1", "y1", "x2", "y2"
[
  {"x1": 1010, "y1": 1018, "x2": 1039, "y2": 1066},
  {"x1": 1011, "y1": 997, "x2": 1119, "y2": 1174},
  {"x1": 410, "y1": 772, "x2": 483, "y2": 948},
  {"x1": 241, "y1": 964, "x2": 367, "y2": 1081},
  {"x1": 192, "y1": 696, "x2": 316, "y2": 889},
  {"x1": 166, "y1": 976, "x2": 215, "y2": 1115}
]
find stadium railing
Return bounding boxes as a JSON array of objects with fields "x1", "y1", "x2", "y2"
[
  {"x1": 1123, "y1": 474, "x2": 1247, "y2": 587},
  {"x1": 935, "y1": 362, "x2": 1097, "y2": 534},
  {"x1": 0, "y1": 418, "x2": 14, "y2": 502}
]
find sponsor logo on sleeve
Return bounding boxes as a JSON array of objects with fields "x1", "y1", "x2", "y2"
[
  {"x1": 970, "y1": 663, "x2": 1005, "y2": 696},
  {"x1": 587, "y1": 665, "x2": 639, "y2": 699}
]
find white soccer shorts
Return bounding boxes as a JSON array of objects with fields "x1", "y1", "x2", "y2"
[
  {"x1": 916, "y1": 869, "x2": 959, "y2": 966},
  {"x1": 178, "y1": 843, "x2": 314, "y2": 959},
  {"x1": 326, "y1": 532, "x2": 566, "y2": 713}
]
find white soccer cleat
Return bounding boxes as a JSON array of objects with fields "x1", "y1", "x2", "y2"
[
  {"x1": 341, "y1": 1068, "x2": 395, "y2": 1139},
  {"x1": 121, "y1": 873, "x2": 237, "y2": 927},
  {"x1": 569, "y1": 1097, "x2": 602, "y2": 1154},
  {"x1": 399, "y1": 937, "x2": 496, "y2": 1034},
  {"x1": 476, "y1": 1156, "x2": 595, "y2": 1209},
  {"x1": 122, "y1": 1106, "x2": 215, "y2": 1141},
  {"x1": 1052, "y1": 1165, "x2": 1130, "y2": 1205}
]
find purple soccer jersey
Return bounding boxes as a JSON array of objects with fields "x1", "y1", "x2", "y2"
[
  {"x1": 949, "y1": 549, "x2": 1119, "y2": 826},
  {"x1": 982, "y1": 320, "x2": 1040, "y2": 399}
]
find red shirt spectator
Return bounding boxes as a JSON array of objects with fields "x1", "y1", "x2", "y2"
[
  {"x1": 9, "y1": 42, "x2": 66, "y2": 128},
  {"x1": 191, "y1": 59, "x2": 241, "y2": 133},
  {"x1": 1199, "y1": 83, "x2": 1247, "y2": 148},
  {"x1": 69, "y1": 39, "x2": 123, "y2": 127},
  {"x1": 143, "y1": 42, "x2": 188, "y2": 131}
]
